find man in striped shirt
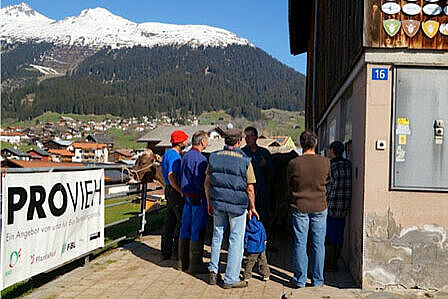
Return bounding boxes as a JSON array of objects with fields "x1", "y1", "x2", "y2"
[{"x1": 325, "y1": 141, "x2": 352, "y2": 272}]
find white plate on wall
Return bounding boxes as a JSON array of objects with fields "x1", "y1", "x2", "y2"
[
  {"x1": 423, "y1": 4, "x2": 442, "y2": 16},
  {"x1": 402, "y1": 3, "x2": 422, "y2": 15},
  {"x1": 382, "y1": 2, "x2": 401, "y2": 15}
]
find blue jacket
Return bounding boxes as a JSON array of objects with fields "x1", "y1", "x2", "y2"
[
  {"x1": 209, "y1": 146, "x2": 251, "y2": 216},
  {"x1": 244, "y1": 216, "x2": 267, "y2": 254}
]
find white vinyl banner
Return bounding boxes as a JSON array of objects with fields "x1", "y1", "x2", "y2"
[{"x1": 1, "y1": 170, "x2": 104, "y2": 290}]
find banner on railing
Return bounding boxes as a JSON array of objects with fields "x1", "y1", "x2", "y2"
[{"x1": 0, "y1": 170, "x2": 105, "y2": 290}]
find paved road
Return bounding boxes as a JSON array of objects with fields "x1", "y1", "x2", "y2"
[{"x1": 23, "y1": 234, "x2": 447, "y2": 298}]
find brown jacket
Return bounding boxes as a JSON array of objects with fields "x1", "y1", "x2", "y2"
[{"x1": 287, "y1": 154, "x2": 331, "y2": 213}]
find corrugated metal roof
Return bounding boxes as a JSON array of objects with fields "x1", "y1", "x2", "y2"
[
  {"x1": 28, "y1": 149, "x2": 51, "y2": 156},
  {"x1": 1, "y1": 159, "x2": 83, "y2": 168}
]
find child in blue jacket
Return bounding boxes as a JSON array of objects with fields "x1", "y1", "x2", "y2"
[{"x1": 243, "y1": 216, "x2": 270, "y2": 281}]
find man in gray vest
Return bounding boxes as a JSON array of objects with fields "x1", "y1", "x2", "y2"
[{"x1": 205, "y1": 128, "x2": 259, "y2": 289}]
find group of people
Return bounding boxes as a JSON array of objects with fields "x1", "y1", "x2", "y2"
[{"x1": 161, "y1": 127, "x2": 351, "y2": 289}]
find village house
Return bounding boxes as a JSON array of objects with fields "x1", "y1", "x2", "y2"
[
  {"x1": 27, "y1": 149, "x2": 51, "y2": 161},
  {"x1": 1, "y1": 148, "x2": 31, "y2": 161},
  {"x1": 0, "y1": 131, "x2": 26, "y2": 144},
  {"x1": 289, "y1": 0, "x2": 448, "y2": 290},
  {"x1": 43, "y1": 139, "x2": 72, "y2": 150},
  {"x1": 109, "y1": 149, "x2": 134, "y2": 162},
  {"x1": 72, "y1": 142, "x2": 108, "y2": 163},
  {"x1": 138, "y1": 125, "x2": 225, "y2": 155},
  {"x1": 48, "y1": 149, "x2": 75, "y2": 163},
  {"x1": 85, "y1": 134, "x2": 114, "y2": 150}
]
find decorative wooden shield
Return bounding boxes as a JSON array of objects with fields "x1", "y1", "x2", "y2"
[
  {"x1": 402, "y1": 20, "x2": 421, "y2": 38},
  {"x1": 440, "y1": 23, "x2": 448, "y2": 36},
  {"x1": 383, "y1": 19, "x2": 401, "y2": 37},
  {"x1": 422, "y1": 21, "x2": 440, "y2": 38}
]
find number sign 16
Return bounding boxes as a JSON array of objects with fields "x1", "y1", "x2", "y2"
[{"x1": 372, "y1": 68, "x2": 389, "y2": 80}]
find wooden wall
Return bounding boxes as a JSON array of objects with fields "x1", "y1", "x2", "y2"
[
  {"x1": 306, "y1": 0, "x2": 364, "y2": 128},
  {"x1": 365, "y1": 0, "x2": 448, "y2": 49}
]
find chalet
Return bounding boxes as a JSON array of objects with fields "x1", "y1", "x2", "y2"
[
  {"x1": 85, "y1": 134, "x2": 114, "y2": 150},
  {"x1": 289, "y1": 0, "x2": 447, "y2": 289},
  {"x1": 0, "y1": 131, "x2": 26, "y2": 144},
  {"x1": 43, "y1": 139, "x2": 72, "y2": 150},
  {"x1": 109, "y1": 149, "x2": 134, "y2": 162},
  {"x1": 27, "y1": 149, "x2": 51, "y2": 161},
  {"x1": 138, "y1": 125, "x2": 225, "y2": 155},
  {"x1": 48, "y1": 149, "x2": 75, "y2": 163},
  {"x1": 1, "y1": 148, "x2": 31, "y2": 161},
  {"x1": 72, "y1": 142, "x2": 108, "y2": 163}
]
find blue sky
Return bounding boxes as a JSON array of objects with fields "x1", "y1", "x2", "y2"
[{"x1": 2, "y1": 0, "x2": 307, "y2": 75}]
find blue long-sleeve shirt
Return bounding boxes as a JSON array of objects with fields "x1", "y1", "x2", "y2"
[{"x1": 179, "y1": 148, "x2": 208, "y2": 198}]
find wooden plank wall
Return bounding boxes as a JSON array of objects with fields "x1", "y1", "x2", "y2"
[
  {"x1": 365, "y1": 0, "x2": 448, "y2": 49},
  {"x1": 310, "y1": 0, "x2": 364, "y2": 125}
]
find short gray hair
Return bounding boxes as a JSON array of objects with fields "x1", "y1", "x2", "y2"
[{"x1": 192, "y1": 130, "x2": 208, "y2": 146}]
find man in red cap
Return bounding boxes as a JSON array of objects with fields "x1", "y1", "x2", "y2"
[{"x1": 161, "y1": 130, "x2": 189, "y2": 261}]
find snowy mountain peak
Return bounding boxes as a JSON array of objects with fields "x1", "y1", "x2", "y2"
[
  {"x1": 0, "y1": 3, "x2": 254, "y2": 49},
  {"x1": 1, "y1": 2, "x2": 52, "y2": 21}
]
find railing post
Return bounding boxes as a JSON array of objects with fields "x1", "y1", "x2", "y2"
[{"x1": 140, "y1": 182, "x2": 147, "y2": 237}]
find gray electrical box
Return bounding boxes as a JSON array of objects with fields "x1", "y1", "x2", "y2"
[{"x1": 391, "y1": 67, "x2": 448, "y2": 191}]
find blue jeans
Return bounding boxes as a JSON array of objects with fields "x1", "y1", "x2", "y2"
[
  {"x1": 208, "y1": 209, "x2": 247, "y2": 285},
  {"x1": 291, "y1": 209, "x2": 327, "y2": 287},
  {"x1": 179, "y1": 197, "x2": 208, "y2": 241}
]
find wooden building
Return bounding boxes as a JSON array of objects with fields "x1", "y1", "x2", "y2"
[{"x1": 289, "y1": 0, "x2": 447, "y2": 290}]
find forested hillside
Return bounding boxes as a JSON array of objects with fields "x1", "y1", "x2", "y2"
[{"x1": 2, "y1": 44, "x2": 306, "y2": 121}]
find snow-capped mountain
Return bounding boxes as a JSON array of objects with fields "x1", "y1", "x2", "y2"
[{"x1": 0, "y1": 3, "x2": 254, "y2": 49}]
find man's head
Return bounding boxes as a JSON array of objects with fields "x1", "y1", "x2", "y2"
[
  {"x1": 299, "y1": 130, "x2": 318, "y2": 152},
  {"x1": 192, "y1": 130, "x2": 209, "y2": 151},
  {"x1": 170, "y1": 130, "x2": 189, "y2": 149},
  {"x1": 244, "y1": 126, "x2": 258, "y2": 147},
  {"x1": 329, "y1": 141, "x2": 345, "y2": 159},
  {"x1": 224, "y1": 128, "x2": 243, "y2": 147}
]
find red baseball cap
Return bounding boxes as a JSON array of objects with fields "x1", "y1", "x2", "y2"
[{"x1": 170, "y1": 130, "x2": 188, "y2": 144}]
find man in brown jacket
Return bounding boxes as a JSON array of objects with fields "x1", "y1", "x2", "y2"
[{"x1": 286, "y1": 130, "x2": 331, "y2": 288}]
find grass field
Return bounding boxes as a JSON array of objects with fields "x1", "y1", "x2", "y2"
[
  {"x1": 0, "y1": 141, "x2": 34, "y2": 152},
  {"x1": 199, "y1": 109, "x2": 305, "y2": 143},
  {"x1": 3, "y1": 111, "x2": 118, "y2": 128},
  {"x1": 107, "y1": 128, "x2": 143, "y2": 149}
]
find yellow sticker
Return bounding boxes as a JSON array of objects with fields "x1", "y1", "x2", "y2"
[
  {"x1": 399, "y1": 135, "x2": 407, "y2": 145},
  {"x1": 397, "y1": 118, "x2": 410, "y2": 125}
]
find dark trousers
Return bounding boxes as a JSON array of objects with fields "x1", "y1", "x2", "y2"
[
  {"x1": 161, "y1": 184, "x2": 184, "y2": 259},
  {"x1": 244, "y1": 251, "x2": 270, "y2": 279}
]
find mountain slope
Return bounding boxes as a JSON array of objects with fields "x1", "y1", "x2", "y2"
[
  {"x1": 3, "y1": 45, "x2": 305, "y2": 121},
  {"x1": 1, "y1": 3, "x2": 306, "y2": 122}
]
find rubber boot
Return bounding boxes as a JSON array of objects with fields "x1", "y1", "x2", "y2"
[
  {"x1": 178, "y1": 239, "x2": 190, "y2": 271},
  {"x1": 188, "y1": 240, "x2": 209, "y2": 274}
]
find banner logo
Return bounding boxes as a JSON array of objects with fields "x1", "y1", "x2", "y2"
[{"x1": 9, "y1": 249, "x2": 22, "y2": 268}]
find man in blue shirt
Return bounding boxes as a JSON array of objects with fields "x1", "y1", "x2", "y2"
[
  {"x1": 178, "y1": 130, "x2": 209, "y2": 273},
  {"x1": 161, "y1": 130, "x2": 188, "y2": 261}
]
